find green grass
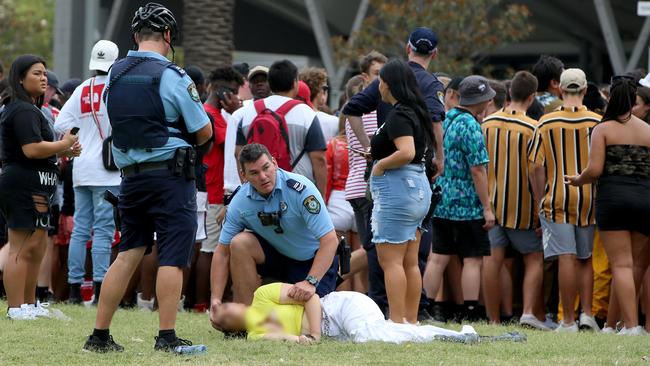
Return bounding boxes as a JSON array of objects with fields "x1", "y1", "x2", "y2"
[{"x1": 1, "y1": 301, "x2": 649, "y2": 365}]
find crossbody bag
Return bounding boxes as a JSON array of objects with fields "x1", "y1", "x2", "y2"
[{"x1": 90, "y1": 77, "x2": 118, "y2": 171}]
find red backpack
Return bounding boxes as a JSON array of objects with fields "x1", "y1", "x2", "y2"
[{"x1": 247, "y1": 99, "x2": 304, "y2": 171}]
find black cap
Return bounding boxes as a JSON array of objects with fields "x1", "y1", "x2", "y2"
[
  {"x1": 446, "y1": 76, "x2": 464, "y2": 92},
  {"x1": 61, "y1": 78, "x2": 82, "y2": 95},
  {"x1": 184, "y1": 65, "x2": 205, "y2": 85},
  {"x1": 46, "y1": 70, "x2": 63, "y2": 95}
]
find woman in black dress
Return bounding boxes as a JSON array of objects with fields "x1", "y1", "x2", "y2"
[
  {"x1": 0, "y1": 55, "x2": 80, "y2": 319},
  {"x1": 566, "y1": 77, "x2": 650, "y2": 336}
]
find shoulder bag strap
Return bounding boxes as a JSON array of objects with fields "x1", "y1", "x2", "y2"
[{"x1": 89, "y1": 77, "x2": 106, "y2": 140}]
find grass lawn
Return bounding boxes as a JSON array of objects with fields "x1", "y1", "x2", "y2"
[{"x1": 1, "y1": 301, "x2": 649, "y2": 365}]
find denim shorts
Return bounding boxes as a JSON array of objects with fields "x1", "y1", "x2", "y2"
[{"x1": 369, "y1": 164, "x2": 431, "y2": 244}]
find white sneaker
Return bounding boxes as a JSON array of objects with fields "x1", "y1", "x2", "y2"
[
  {"x1": 579, "y1": 313, "x2": 600, "y2": 331},
  {"x1": 30, "y1": 302, "x2": 50, "y2": 318},
  {"x1": 618, "y1": 326, "x2": 648, "y2": 336},
  {"x1": 601, "y1": 326, "x2": 617, "y2": 334},
  {"x1": 555, "y1": 322, "x2": 579, "y2": 333},
  {"x1": 519, "y1": 314, "x2": 551, "y2": 331},
  {"x1": 7, "y1": 306, "x2": 36, "y2": 320},
  {"x1": 136, "y1": 292, "x2": 154, "y2": 312}
]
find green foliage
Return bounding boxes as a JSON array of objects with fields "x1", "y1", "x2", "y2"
[
  {"x1": 0, "y1": 0, "x2": 54, "y2": 71},
  {"x1": 332, "y1": 0, "x2": 534, "y2": 76}
]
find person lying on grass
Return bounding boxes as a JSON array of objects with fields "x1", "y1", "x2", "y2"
[{"x1": 210, "y1": 283, "x2": 486, "y2": 344}]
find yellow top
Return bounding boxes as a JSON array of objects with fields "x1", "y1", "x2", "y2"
[{"x1": 245, "y1": 283, "x2": 304, "y2": 340}]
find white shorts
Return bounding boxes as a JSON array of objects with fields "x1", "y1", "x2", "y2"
[
  {"x1": 327, "y1": 190, "x2": 357, "y2": 233},
  {"x1": 195, "y1": 192, "x2": 208, "y2": 242},
  {"x1": 202, "y1": 203, "x2": 224, "y2": 253}
]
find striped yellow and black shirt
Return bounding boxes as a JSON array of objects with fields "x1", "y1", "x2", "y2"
[
  {"x1": 528, "y1": 106, "x2": 599, "y2": 226},
  {"x1": 482, "y1": 109, "x2": 537, "y2": 230}
]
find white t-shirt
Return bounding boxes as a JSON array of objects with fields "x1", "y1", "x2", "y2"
[
  {"x1": 55, "y1": 75, "x2": 121, "y2": 187},
  {"x1": 222, "y1": 108, "x2": 241, "y2": 193},
  {"x1": 316, "y1": 111, "x2": 340, "y2": 143},
  {"x1": 235, "y1": 95, "x2": 326, "y2": 183}
]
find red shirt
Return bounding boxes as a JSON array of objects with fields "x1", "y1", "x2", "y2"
[
  {"x1": 325, "y1": 135, "x2": 349, "y2": 202},
  {"x1": 203, "y1": 103, "x2": 228, "y2": 204}
]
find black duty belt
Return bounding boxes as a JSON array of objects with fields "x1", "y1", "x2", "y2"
[{"x1": 121, "y1": 159, "x2": 172, "y2": 177}]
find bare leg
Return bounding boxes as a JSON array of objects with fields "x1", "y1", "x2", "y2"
[
  {"x1": 522, "y1": 251, "x2": 544, "y2": 317},
  {"x1": 157, "y1": 266, "x2": 183, "y2": 330},
  {"x1": 447, "y1": 256, "x2": 465, "y2": 305},
  {"x1": 424, "y1": 254, "x2": 450, "y2": 301},
  {"x1": 558, "y1": 254, "x2": 577, "y2": 324},
  {"x1": 577, "y1": 256, "x2": 594, "y2": 317},
  {"x1": 501, "y1": 259, "x2": 514, "y2": 317},
  {"x1": 605, "y1": 284, "x2": 621, "y2": 328},
  {"x1": 5, "y1": 230, "x2": 32, "y2": 307},
  {"x1": 195, "y1": 251, "x2": 213, "y2": 306},
  {"x1": 376, "y1": 242, "x2": 408, "y2": 323},
  {"x1": 23, "y1": 230, "x2": 48, "y2": 305},
  {"x1": 229, "y1": 232, "x2": 265, "y2": 304},
  {"x1": 462, "y1": 257, "x2": 483, "y2": 301},
  {"x1": 37, "y1": 236, "x2": 53, "y2": 291},
  {"x1": 140, "y1": 246, "x2": 158, "y2": 301},
  {"x1": 482, "y1": 247, "x2": 505, "y2": 323},
  {"x1": 643, "y1": 268, "x2": 650, "y2": 330},
  {"x1": 404, "y1": 234, "x2": 422, "y2": 324},
  {"x1": 349, "y1": 232, "x2": 367, "y2": 293},
  {"x1": 95, "y1": 247, "x2": 146, "y2": 329}
]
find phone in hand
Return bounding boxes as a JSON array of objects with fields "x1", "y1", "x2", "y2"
[{"x1": 70, "y1": 127, "x2": 80, "y2": 135}]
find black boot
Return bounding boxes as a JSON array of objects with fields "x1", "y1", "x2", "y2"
[
  {"x1": 68, "y1": 283, "x2": 83, "y2": 304},
  {"x1": 92, "y1": 282, "x2": 102, "y2": 305}
]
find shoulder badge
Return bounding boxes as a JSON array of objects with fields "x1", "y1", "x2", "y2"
[
  {"x1": 286, "y1": 179, "x2": 305, "y2": 193},
  {"x1": 188, "y1": 83, "x2": 200, "y2": 102},
  {"x1": 303, "y1": 195, "x2": 321, "y2": 214}
]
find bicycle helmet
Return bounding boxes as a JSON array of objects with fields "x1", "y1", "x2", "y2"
[{"x1": 131, "y1": 2, "x2": 178, "y2": 40}]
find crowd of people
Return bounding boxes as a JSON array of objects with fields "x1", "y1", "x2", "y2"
[{"x1": 1, "y1": 1, "x2": 650, "y2": 354}]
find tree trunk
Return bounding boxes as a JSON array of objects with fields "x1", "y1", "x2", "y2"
[{"x1": 182, "y1": 0, "x2": 234, "y2": 71}]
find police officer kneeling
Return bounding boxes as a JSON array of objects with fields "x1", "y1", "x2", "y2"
[
  {"x1": 83, "y1": 3, "x2": 213, "y2": 353},
  {"x1": 209, "y1": 144, "x2": 339, "y2": 318}
]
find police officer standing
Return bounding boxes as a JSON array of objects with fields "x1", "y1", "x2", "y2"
[
  {"x1": 209, "y1": 144, "x2": 338, "y2": 321},
  {"x1": 83, "y1": 3, "x2": 212, "y2": 353}
]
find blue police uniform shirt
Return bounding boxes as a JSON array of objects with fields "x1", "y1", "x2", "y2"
[
  {"x1": 342, "y1": 61, "x2": 445, "y2": 126},
  {"x1": 219, "y1": 169, "x2": 334, "y2": 261},
  {"x1": 105, "y1": 50, "x2": 209, "y2": 167}
]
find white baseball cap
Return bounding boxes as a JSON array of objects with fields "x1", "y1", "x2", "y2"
[{"x1": 89, "y1": 40, "x2": 119, "y2": 72}]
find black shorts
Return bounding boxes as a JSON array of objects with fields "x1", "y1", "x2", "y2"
[
  {"x1": 596, "y1": 176, "x2": 650, "y2": 236},
  {"x1": 254, "y1": 233, "x2": 338, "y2": 298},
  {"x1": 431, "y1": 218, "x2": 490, "y2": 258},
  {"x1": 0, "y1": 165, "x2": 57, "y2": 232},
  {"x1": 118, "y1": 168, "x2": 198, "y2": 267}
]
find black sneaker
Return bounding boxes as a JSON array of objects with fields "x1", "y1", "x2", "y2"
[
  {"x1": 154, "y1": 336, "x2": 192, "y2": 352},
  {"x1": 83, "y1": 335, "x2": 124, "y2": 353},
  {"x1": 417, "y1": 308, "x2": 434, "y2": 322}
]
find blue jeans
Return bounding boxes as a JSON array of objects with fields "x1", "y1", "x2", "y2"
[{"x1": 68, "y1": 185, "x2": 119, "y2": 284}]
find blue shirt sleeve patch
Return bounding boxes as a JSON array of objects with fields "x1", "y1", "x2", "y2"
[{"x1": 286, "y1": 179, "x2": 306, "y2": 193}]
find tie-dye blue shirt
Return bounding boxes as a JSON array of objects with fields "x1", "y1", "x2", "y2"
[{"x1": 433, "y1": 108, "x2": 489, "y2": 221}]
